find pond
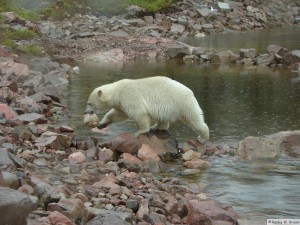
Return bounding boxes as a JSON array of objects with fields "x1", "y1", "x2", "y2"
[{"x1": 62, "y1": 58, "x2": 300, "y2": 221}]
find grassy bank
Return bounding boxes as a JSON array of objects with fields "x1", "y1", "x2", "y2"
[{"x1": 129, "y1": 0, "x2": 176, "y2": 13}]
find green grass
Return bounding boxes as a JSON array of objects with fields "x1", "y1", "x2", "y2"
[
  {"x1": 17, "y1": 44, "x2": 43, "y2": 56},
  {"x1": 129, "y1": 0, "x2": 175, "y2": 13}
]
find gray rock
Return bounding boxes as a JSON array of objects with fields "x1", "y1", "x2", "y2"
[
  {"x1": 267, "y1": 45, "x2": 288, "y2": 56},
  {"x1": 109, "y1": 30, "x2": 130, "y2": 37},
  {"x1": 2, "y1": 171, "x2": 19, "y2": 189},
  {"x1": 167, "y1": 44, "x2": 191, "y2": 59},
  {"x1": 83, "y1": 207, "x2": 132, "y2": 225},
  {"x1": 0, "y1": 187, "x2": 37, "y2": 225},
  {"x1": 256, "y1": 54, "x2": 274, "y2": 66},
  {"x1": 12, "y1": 113, "x2": 47, "y2": 125},
  {"x1": 240, "y1": 48, "x2": 257, "y2": 58},
  {"x1": 0, "y1": 148, "x2": 14, "y2": 166},
  {"x1": 202, "y1": 23, "x2": 214, "y2": 29},
  {"x1": 170, "y1": 23, "x2": 185, "y2": 35},
  {"x1": 196, "y1": 8, "x2": 211, "y2": 17},
  {"x1": 35, "y1": 131, "x2": 72, "y2": 149},
  {"x1": 237, "y1": 136, "x2": 281, "y2": 160}
]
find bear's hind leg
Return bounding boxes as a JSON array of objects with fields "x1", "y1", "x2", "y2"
[{"x1": 134, "y1": 113, "x2": 151, "y2": 137}]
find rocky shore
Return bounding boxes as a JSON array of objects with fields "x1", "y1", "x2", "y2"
[{"x1": 0, "y1": 0, "x2": 300, "y2": 224}]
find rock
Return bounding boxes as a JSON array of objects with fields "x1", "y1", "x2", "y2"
[
  {"x1": 68, "y1": 152, "x2": 86, "y2": 164},
  {"x1": 47, "y1": 198, "x2": 85, "y2": 220},
  {"x1": 83, "y1": 114, "x2": 99, "y2": 128},
  {"x1": 237, "y1": 136, "x2": 281, "y2": 160},
  {"x1": 97, "y1": 148, "x2": 116, "y2": 163},
  {"x1": 137, "y1": 144, "x2": 161, "y2": 161},
  {"x1": 167, "y1": 44, "x2": 191, "y2": 59},
  {"x1": 240, "y1": 48, "x2": 257, "y2": 58},
  {"x1": 0, "y1": 187, "x2": 37, "y2": 225},
  {"x1": 137, "y1": 130, "x2": 178, "y2": 158},
  {"x1": 283, "y1": 50, "x2": 300, "y2": 66},
  {"x1": 267, "y1": 45, "x2": 288, "y2": 56},
  {"x1": 100, "y1": 132, "x2": 141, "y2": 154},
  {"x1": 85, "y1": 48, "x2": 125, "y2": 63},
  {"x1": 202, "y1": 23, "x2": 214, "y2": 30},
  {"x1": 187, "y1": 200, "x2": 238, "y2": 224},
  {"x1": 126, "y1": 5, "x2": 145, "y2": 18},
  {"x1": 35, "y1": 131, "x2": 72, "y2": 149},
  {"x1": 182, "y1": 150, "x2": 201, "y2": 161},
  {"x1": 83, "y1": 207, "x2": 132, "y2": 225},
  {"x1": 0, "y1": 80, "x2": 18, "y2": 92},
  {"x1": 2, "y1": 171, "x2": 19, "y2": 189},
  {"x1": 122, "y1": 153, "x2": 142, "y2": 164},
  {"x1": 139, "y1": 159, "x2": 161, "y2": 173},
  {"x1": 170, "y1": 23, "x2": 185, "y2": 35},
  {"x1": 110, "y1": 30, "x2": 130, "y2": 37},
  {"x1": 48, "y1": 211, "x2": 76, "y2": 225},
  {"x1": 196, "y1": 8, "x2": 212, "y2": 17},
  {"x1": 0, "y1": 45, "x2": 14, "y2": 58},
  {"x1": 266, "y1": 130, "x2": 300, "y2": 157},
  {"x1": 136, "y1": 199, "x2": 149, "y2": 220},
  {"x1": 0, "y1": 103, "x2": 17, "y2": 119},
  {"x1": 15, "y1": 96, "x2": 43, "y2": 114},
  {"x1": 0, "y1": 61, "x2": 29, "y2": 77},
  {"x1": 0, "y1": 148, "x2": 14, "y2": 166},
  {"x1": 183, "y1": 159, "x2": 211, "y2": 169},
  {"x1": 52, "y1": 55, "x2": 78, "y2": 67},
  {"x1": 256, "y1": 54, "x2": 274, "y2": 66},
  {"x1": 12, "y1": 113, "x2": 47, "y2": 125}
]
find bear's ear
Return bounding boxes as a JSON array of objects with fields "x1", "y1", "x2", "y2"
[{"x1": 97, "y1": 90, "x2": 102, "y2": 98}]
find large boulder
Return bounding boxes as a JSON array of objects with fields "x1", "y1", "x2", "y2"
[
  {"x1": 187, "y1": 199, "x2": 238, "y2": 225},
  {"x1": 0, "y1": 187, "x2": 37, "y2": 225},
  {"x1": 237, "y1": 136, "x2": 281, "y2": 160},
  {"x1": 266, "y1": 130, "x2": 300, "y2": 157}
]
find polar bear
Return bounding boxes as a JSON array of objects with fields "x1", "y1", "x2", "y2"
[{"x1": 84, "y1": 76, "x2": 209, "y2": 142}]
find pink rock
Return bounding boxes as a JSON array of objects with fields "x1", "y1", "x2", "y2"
[
  {"x1": 123, "y1": 171, "x2": 138, "y2": 179},
  {"x1": 0, "y1": 61, "x2": 29, "y2": 77},
  {"x1": 187, "y1": 199, "x2": 238, "y2": 224},
  {"x1": 137, "y1": 144, "x2": 161, "y2": 161},
  {"x1": 0, "y1": 45, "x2": 14, "y2": 57},
  {"x1": 48, "y1": 211, "x2": 75, "y2": 225},
  {"x1": 48, "y1": 198, "x2": 84, "y2": 220},
  {"x1": 0, "y1": 103, "x2": 17, "y2": 119},
  {"x1": 183, "y1": 159, "x2": 211, "y2": 169},
  {"x1": 101, "y1": 132, "x2": 141, "y2": 154},
  {"x1": 68, "y1": 152, "x2": 86, "y2": 164},
  {"x1": 122, "y1": 153, "x2": 142, "y2": 164},
  {"x1": 182, "y1": 150, "x2": 201, "y2": 161}
]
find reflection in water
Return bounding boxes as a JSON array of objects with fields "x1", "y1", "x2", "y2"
[{"x1": 61, "y1": 60, "x2": 300, "y2": 220}]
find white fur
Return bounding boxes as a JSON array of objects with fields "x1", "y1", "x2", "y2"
[{"x1": 86, "y1": 76, "x2": 209, "y2": 142}]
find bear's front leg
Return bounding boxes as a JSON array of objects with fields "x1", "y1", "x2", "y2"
[{"x1": 98, "y1": 108, "x2": 127, "y2": 129}]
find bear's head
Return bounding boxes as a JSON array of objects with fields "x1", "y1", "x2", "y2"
[{"x1": 85, "y1": 87, "x2": 110, "y2": 115}]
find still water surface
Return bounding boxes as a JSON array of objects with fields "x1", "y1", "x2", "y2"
[{"x1": 63, "y1": 59, "x2": 300, "y2": 220}]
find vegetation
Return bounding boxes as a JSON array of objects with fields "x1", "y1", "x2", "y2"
[{"x1": 129, "y1": 0, "x2": 176, "y2": 13}]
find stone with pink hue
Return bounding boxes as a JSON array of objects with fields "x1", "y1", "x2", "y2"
[
  {"x1": 68, "y1": 152, "x2": 86, "y2": 164},
  {"x1": 137, "y1": 144, "x2": 161, "y2": 161}
]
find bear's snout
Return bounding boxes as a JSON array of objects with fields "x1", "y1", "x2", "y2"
[{"x1": 85, "y1": 110, "x2": 94, "y2": 115}]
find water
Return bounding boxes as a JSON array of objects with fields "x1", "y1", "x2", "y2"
[
  {"x1": 60, "y1": 28, "x2": 300, "y2": 221},
  {"x1": 63, "y1": 60, "x2": 300, "y2": 220},
  {"x1": 180, "y1": 26, "x2": 300, "y2": 53}
]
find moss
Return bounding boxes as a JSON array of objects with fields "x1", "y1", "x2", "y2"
[
  {"x1": 17, "y1": 44, "x2": 43, "y2": 56},
  {"x1": 129, "y1": 0, "x2": 175, "y2": 13}
]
